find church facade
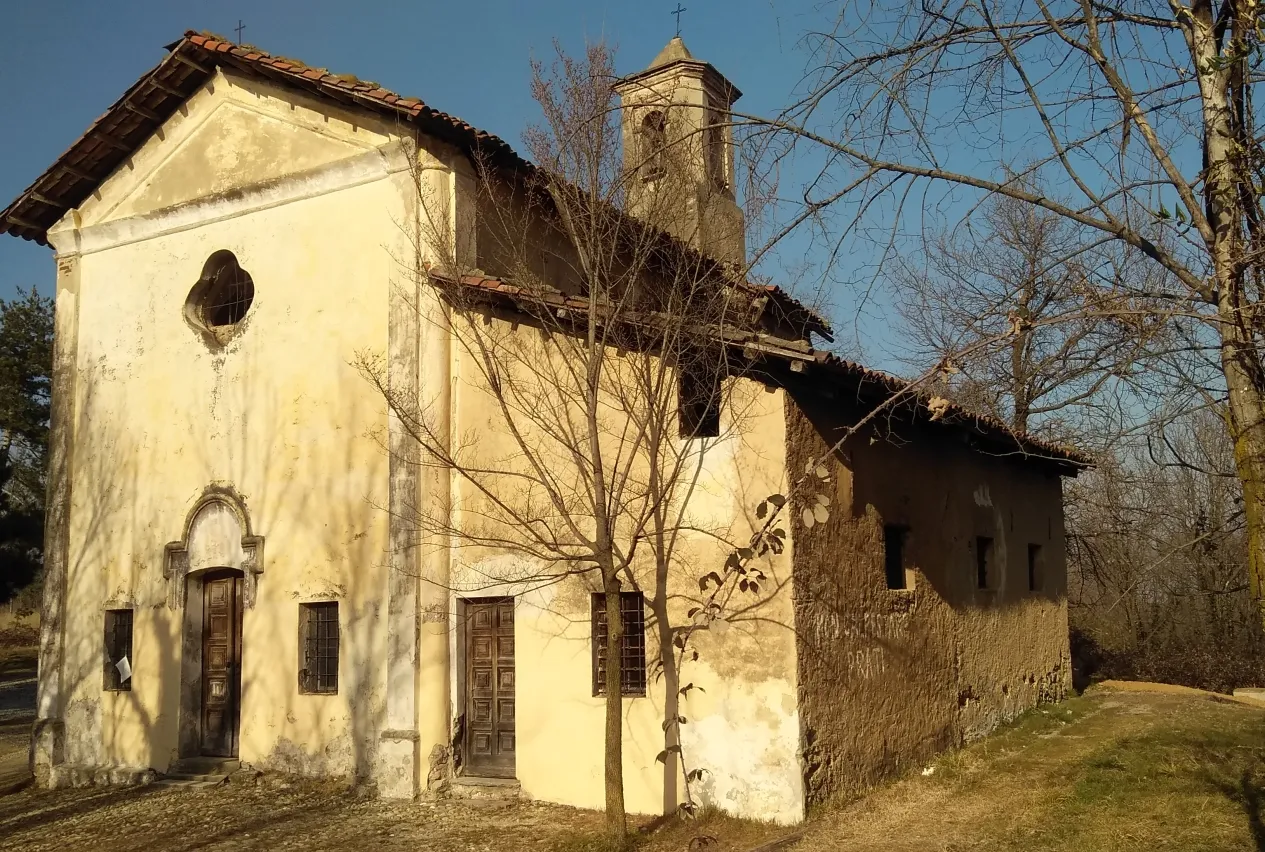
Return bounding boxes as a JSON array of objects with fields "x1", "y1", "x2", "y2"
[{"x1": 1, "y1": 31, "x2": 1087, "y2": 824}]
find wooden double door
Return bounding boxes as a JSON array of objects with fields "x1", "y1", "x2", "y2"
[
  {"x1": 201, "y1": 570, "x2": 243, "y2": 757},
  {"x1": 465, "y1": 598, "x2": 516, "y2": 777}
]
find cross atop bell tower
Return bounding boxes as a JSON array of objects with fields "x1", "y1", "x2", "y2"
[{"x1": 613, "y1": 36, "x2": 745, "y2": 266}]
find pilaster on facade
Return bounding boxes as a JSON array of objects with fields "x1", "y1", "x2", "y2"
[{"x1": 32, "y1": 213, "x2": 83, "y2": 785}]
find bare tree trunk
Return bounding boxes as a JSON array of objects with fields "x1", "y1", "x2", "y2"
[
  {"x1": 602, "y1": 567, "x2": 628, "y2": 847},
  {"x1": 0, "y1": 430, "x2": 13, "y2": 493},
  {"x1": 1009, "y1": 331, "x2": 1031, "y2": 434},
  {"x1": 1200, "y1": 1, "x2": 1265, "y2": 623},
  {"x1": 653, "y1": 552, "x2": 679, "y2": 817},
  {"x1": 1220, "y1": 318, "x2": 1265, "y2": 615}
]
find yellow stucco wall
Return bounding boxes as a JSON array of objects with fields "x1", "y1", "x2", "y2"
[
  {"x1": 53, "y1": 68, "x2": 409, "y2": 778},
  {"x1": 48, "y1": 64, "x2": 805, "y2": 821},
  {"x1": 435, "y1": 314, "x2": 803, "y2": 822},
  {"x1": 41, "y1": 59, "x2": 1070, "y2": 826}
]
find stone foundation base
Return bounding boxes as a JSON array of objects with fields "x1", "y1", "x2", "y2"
[
  {"x1": 375, "y1": 731, "x2": 419, "y2": 799},
  {"x1": 30, "y1": 717, "x2": 65, "y2": 788},
  {"x1": 48, "y1": 765, "x2": 158, "y2": 789}
]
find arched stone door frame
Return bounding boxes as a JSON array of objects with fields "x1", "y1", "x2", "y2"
[
  {"x1": 163, "y1": 487, "x2": 264, "y2": 610},
  {"x1": 163, "y1": 487, "x2": 264, "y2": 760}
]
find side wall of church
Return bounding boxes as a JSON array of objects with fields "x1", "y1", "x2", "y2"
[
  {"x1": 49, "y1": 69, "x2": 414, "y2": 780},
  {"x1": 434, "y1": 308, "x2": 805, "y2": 823},
  {"x1": 786, "y1": 391, "x2": 1072, "y2": 809}
]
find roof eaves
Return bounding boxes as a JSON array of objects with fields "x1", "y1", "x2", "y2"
[
  {"x1": 2, "y1": 30, "x2": 828, "y2": 349},
  {"x1": 0, "y1": 45, "x2": 210, "y2": 245},
  {"x1": 438, "y1": 273, "x2": 1089, "y2": 470},
  {"x1": 812, "y1": 352, "x2": 1092, "y2": 468}
]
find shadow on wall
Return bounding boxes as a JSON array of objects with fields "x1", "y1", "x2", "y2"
[
  {"x1": 179, "y1": 348, "x2": 387, "y2": 783},
  {"x1": 55, "y1": 339, "x2": 386, "y2": 783},
  {"x1": 786, "y1": 390, "x2": 1072, "y2": 807}
]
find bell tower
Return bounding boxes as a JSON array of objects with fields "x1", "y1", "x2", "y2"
[{"x1": 614, "y1": 37, "x2": 745, "y2": 266}]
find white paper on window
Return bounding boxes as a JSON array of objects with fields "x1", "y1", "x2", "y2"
[{"x1": 116, "y1": 655, "x2": 132, "y2": 683}]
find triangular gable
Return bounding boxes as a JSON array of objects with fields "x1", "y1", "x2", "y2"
[
  {"x1": 78, "y1": 69, "x2": 396, "y2": 227},
  {"x1": 0, "y1": 31, "x2": 525, "y2": 245}
]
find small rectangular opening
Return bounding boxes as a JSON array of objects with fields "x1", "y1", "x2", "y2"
[
  {"x1": 592, "y1": 592, "x2": 647, "y2": 696},
  {"x1": 976, "y1": 536, "x2": 995, "y2": 590},
  {"x1": 884, "y1": 525, "x2": 908, "y2": 590},
  {"x1": 1028, "y1": 543, "x2": 1043, "y2": 592},
  {"x1": 299, "y1": 601, "x2": 340, "y2": 695},
  {"x1": 678, "y1": 362, "x2": 721, "y2": 439},
  {"x1": 103, "y1": 609, "x2": 134, "y2": 692}
]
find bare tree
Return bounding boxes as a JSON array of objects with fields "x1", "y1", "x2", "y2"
[
  {"x1": 359, "y1": 43, "x2": 793, "y2": 847},
  {"x1": 1065, "y1": 407, "x2": 1265, "y2": 691},
  {"x1": 888, "y1": 177, "x2": 1265, "y2": 687},
  {"x1": 746, "y1": 0, "x2": 1265, "y2": 621},
  {"x1": 892, "y1": 189, "x2": 1164, "y2": 442}
]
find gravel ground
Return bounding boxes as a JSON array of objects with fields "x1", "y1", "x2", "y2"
[
  {"x1": 0, "y1": 648, "x2": 611, "y2": 852},
  {"x1": 0, "y1": 782, "x2": 609, "y2": 852},
  {"x1": 0, "y1": 647, "x2": 35, "y2": 793}
]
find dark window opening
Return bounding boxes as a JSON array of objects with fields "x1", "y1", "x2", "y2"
[
  {"x1": 884, "y1": 525, "x2": 908, "y2": 590},
  {"x1": 678, "y1": 362, "x2": 721, "y2": 438},
  {"x1": 188, "y1": 250, "x2": 255, "y2": 332},
  {"x1": 103, "y1": 609, "x2": 133, "y2": 692},
  {"x1": 706, "y1": 111, "x2": 727, "y2": 191},
  {"x1": 1028, "y1": 544, "x2": 1043, "y2": 592},
  {"x1": 592, "y1": 592, "x2": 647, "y2": 697},
  {"x1": 976, "y1": 536, "x2": 995, "y2": 590},
  {"x1": 299, "y1": 601, "x2": 340, "y2": 694},
  {"x1": 640, "y1": 110, "x2": 667, "y2": 179}
]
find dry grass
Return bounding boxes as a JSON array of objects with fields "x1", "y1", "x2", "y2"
[
  {"x1": 789, "y1": 686, "x2": 1265, "y2": 851},
  {"x1": 547, "y1": 806, "x2": 789, "y2": 852},
  {"x1": 552, "y1": 686, "x2": 1265, "y2": 852},
  {"x1": 4, "y1": 684, "x2": 1263, "y2": 850}
]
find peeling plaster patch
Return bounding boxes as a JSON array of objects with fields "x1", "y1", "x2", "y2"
[
  {"x1": 973, "y1": 484, "x2": 993, "y2": 507},
  {"x1": 64, "y1": 697, "x2": 103, "y2": 768},
  {"x1": 680, "y1": 676, "x2": 803, "y2": 825},
  {"x1": 258, "y1": 734, "x2": 361, "y2": 778}
]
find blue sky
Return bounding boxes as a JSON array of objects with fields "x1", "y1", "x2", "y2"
[{"x1": 0, "y1": 2, "x2": 856, "y2": 323}]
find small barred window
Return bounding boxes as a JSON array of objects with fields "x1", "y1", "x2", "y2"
[
  {"x1": 299, "y1": 602, "x2": 339, "y2": 694},
  {"x1": 592, "y1": 592, "x2": 647, "y2": 697}
]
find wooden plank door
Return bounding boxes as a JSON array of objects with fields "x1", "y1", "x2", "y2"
[
  {"x1": 465, "y1": 598, "x2": 515, "y2": 777},
  {"x1": 201, "y1": 571, "x2": 243, "y2": 757}
]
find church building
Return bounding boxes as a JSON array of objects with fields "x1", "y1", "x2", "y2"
[{"x1": 1, "y1": 31, "x2": 1087, "y2": 824}]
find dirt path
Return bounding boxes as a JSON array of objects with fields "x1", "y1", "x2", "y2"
[
  {"x1": 0, "y1": 646, "x2": 35, "y2": 794},
  {"x1": 0, "y1": 784, "x2": 611, "y2": 852}
]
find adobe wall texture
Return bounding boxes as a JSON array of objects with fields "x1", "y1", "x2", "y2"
[{"x1": 786, "y1": 392, "x2": 1071, "y2": 809}]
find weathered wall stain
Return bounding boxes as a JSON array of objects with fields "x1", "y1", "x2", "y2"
[
  {"x1": 28, "y1": 52, "x2": 1077, "y2": 827},
  {"x1": 41, "y1": 66, "x2": 400, "y2": 786}
]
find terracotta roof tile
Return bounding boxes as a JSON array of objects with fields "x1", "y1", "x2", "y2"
[
  {"x1": 440, "y1": 273, "x2": 1090, "y2": 469},
  {"x1": 1, "y1": 31, "x2": 530, "y2": 244}
]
